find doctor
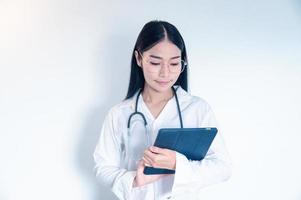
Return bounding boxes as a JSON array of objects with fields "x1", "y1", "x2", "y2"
[{"x1": 94, "y1": 20, "x2": 232, "y2": 200}]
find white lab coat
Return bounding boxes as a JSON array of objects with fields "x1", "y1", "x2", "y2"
[{"x1": 93, "y1": 86, "x2": 231, "y2": 200}]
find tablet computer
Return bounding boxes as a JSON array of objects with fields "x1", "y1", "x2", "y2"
[{"x1": 143, "y1": 127, "x2": 218, "y2": 175}]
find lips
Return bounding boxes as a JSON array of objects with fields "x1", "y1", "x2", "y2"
[{"x1": 155, "y1": 80, "x2": 171, "y2": 86}]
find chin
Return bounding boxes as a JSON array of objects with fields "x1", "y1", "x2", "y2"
[{"x1": 152, "y1": 81, "x2": 174, "y2": 92}]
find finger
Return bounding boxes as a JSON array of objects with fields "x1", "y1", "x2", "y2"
[
  {"x1": 137, "y1": 160, "x2": 143, "y2": 167},
  {"x1": 145, "y1": 155, "x2": 167, "y2": 169},
  {"x1": 144, "y1": 152, "x2": 159, "y2": 165},
  {"x1": 142, "y1": 156, "x2": 152, "y2": 166},
  {"x1": 138, "y1": 159, "x2": 144, "y2": 166},
  {"x1": 137, "y1": 159, "x2": 145, "y2": 172},
  {"x1": 150, "y1": 146, "x2": 162, "y2": 154},
  {"x1": 144, "y1": 149, "x2": 157, "y2": 160},
  {"x1": 144, "y1": 154, "x2": 158, "y2": 167},
  {"x1": 150, "y1": 146, "x2": 168, "y2": 156}
]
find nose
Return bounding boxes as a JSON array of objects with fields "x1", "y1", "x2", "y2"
[{"x1": 159, "y1": 62, "x2": 169, "y2": 77}]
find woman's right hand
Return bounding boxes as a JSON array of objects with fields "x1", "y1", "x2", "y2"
[{"x1": 132, "y1": 159, "x2": 167, "y2": 187}]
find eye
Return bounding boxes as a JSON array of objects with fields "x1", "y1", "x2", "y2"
[
  {"x1": 150, "y1": 61, "x2": 161, "y2": 66},
  {"x1": 170, "y1": 62, "x2": 180, "y2": 66}
]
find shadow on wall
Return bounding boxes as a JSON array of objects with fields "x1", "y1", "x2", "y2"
[{"x1": 75, "y1": 24, "x2": 133, "y2": 200}]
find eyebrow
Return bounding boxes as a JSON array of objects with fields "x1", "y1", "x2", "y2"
[{"x1": 149, "y1": 55, "x2": 181, "y2": 60}]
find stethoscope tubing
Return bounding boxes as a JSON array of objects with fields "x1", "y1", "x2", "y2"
[{"x1": 127, "y1": 86, "x2": 183, "y2": 129}]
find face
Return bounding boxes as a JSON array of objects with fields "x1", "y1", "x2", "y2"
[{"x1": 135, "y1": 39, "x2": 183, "y2": 93}]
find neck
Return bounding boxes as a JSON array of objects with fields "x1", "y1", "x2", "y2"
[{"x1": 142, "y1": 85, "x2": 174, "y2": 104}]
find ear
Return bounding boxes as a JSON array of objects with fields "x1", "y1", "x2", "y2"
[{"x1": 134, "y1": 50, "x2": 142, "y2": 67}]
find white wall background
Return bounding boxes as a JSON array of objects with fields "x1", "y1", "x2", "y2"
[{"x1": 1, "y1": 0, "x2": 301, "y2": 199}]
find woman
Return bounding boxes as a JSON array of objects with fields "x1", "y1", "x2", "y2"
[{"x1": 94, "y1": 20, "x2": 231, "y2": 200}]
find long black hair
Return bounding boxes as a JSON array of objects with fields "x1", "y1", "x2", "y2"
[{"x1": 125, "y1": 20, "x2": 188, "y2": 100}]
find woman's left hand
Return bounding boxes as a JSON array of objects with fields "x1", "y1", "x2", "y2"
[{"x1": 142, "y1": 146, "x2": 176, "y2": 170}]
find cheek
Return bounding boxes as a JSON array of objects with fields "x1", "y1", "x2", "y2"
[
  {"x1": 171, "y1": 73, "x2": 181, "y2": 81},
  {"x1": 143, "y1": 70, "x2": 157, "y2": 80}
]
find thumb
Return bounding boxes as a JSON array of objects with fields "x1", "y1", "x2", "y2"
[{"x1": 137, "y1": 159, "x2": 144, "y2": 173}]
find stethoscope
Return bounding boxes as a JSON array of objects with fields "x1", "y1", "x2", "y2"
[
  {"x1": 124, "y1": 86, "x2": 183, "y2": 171},
  {"x1": 127, "y1": 85, "x2": 183, "y2": 130}
]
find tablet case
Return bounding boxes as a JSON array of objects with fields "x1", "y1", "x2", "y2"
[{"x1": 143, "y1": 127, "x2": 218, "y2": 175}]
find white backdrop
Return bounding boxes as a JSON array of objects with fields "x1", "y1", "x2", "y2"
[{"x1": 1, "y1": 0, "x2": 301, "y2": 199}]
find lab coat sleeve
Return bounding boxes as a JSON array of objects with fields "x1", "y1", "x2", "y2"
[
  {"x1": 171, "y1": 102, "x2": 232, "y2": 196},
  {"x1": 93, "y1": 107, "x2": 143, "y2": 200}
]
